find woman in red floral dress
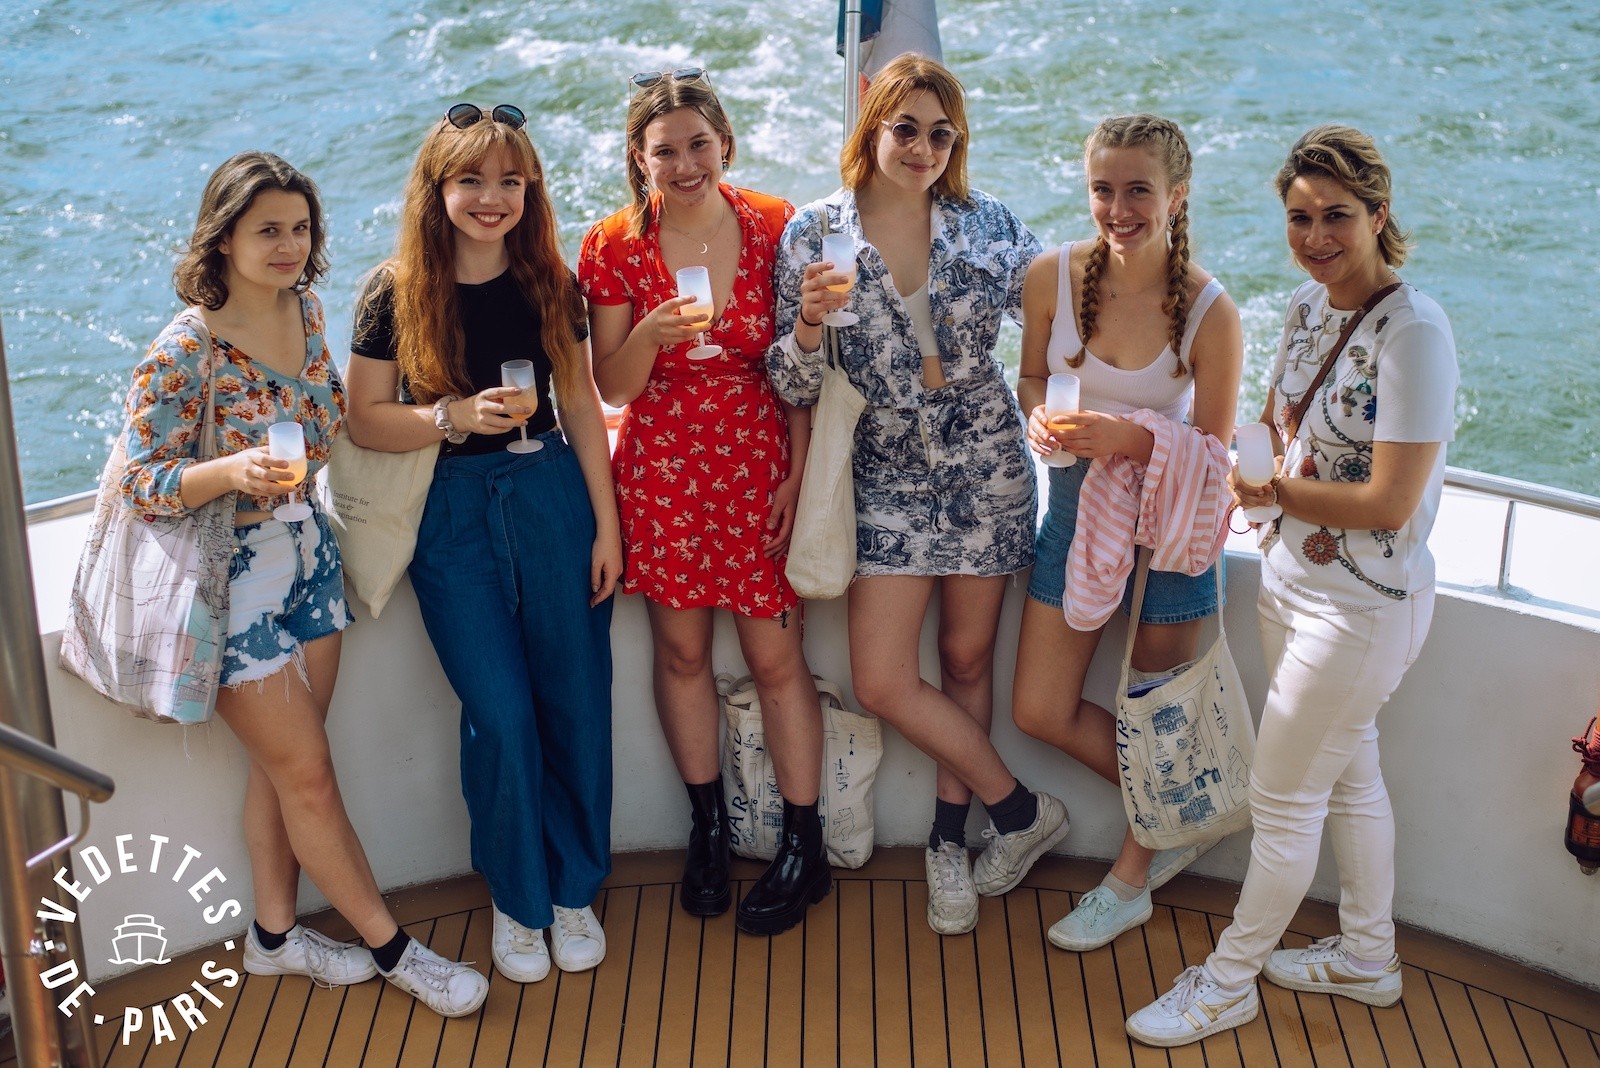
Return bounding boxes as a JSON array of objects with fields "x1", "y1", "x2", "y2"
[{"x1": 578, "y1": 68, "x2": 827, "y2": 937}]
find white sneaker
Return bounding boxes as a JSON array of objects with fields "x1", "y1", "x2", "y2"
[
  {"x1": 1047, "y1": 884, "x2": 1153, "y2": 952},
  {"x1": 243, "y1": 923, "x2": 377, "y2": 987},
  {"x1": 1126, "y1": 965, "x2": 1259, "y2": 1047},
  {"x1": 1147, "y1": 839, "x2": 1219, "y2": 892},
  {"x1": 381, "y1": 939, "x2": 489, "y2": 1018},
  {"x1": 1263, "y1": 935, "x2": 1403, "y2": 1006},
  {"x1": 491, "y1": 906, "x2": 551, "y2": 983},
  {"x1": 549, "y1": 905, "x2": 605, "y2": 973},
  {"x1": 924, "y1": 843, "x2": 979, "y2": 935},
  {"x1": 971, "y1": 791, "x2": 1070, "y2": 897}
]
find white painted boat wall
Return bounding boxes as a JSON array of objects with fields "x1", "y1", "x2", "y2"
[{"x1": 23, "y1": 504, "x2": 1600, "y2": 991}]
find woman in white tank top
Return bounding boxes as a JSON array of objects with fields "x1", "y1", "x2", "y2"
[{"x1": 1010, "y1": 115, "x2": 1244, "y2": 952}]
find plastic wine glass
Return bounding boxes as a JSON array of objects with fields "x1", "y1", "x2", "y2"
[
  {"x1": 1234, "y1": 422, "x2": 1283, "y2": 523},
  {"x1": 267, "y1": 421, "x2": 313, "y2": 522},
  {"x1": 501, "y1": 359, "x2": 544, "y2": 454},
  {"x1": 675, "y1": 266, "x2": 722, "y2": 360},
  {"x1": 819, "y1": 232, "x2": 859, "y2": 327},
  {"x1": 1040, "y1": 373, "x2": 1081, "y2": 467}
]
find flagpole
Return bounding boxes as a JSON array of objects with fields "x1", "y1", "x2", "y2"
[{"x1": 842, "y1": 0, "x2": 863, "y2": 141}]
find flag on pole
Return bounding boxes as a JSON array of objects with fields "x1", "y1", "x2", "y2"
[{"x1": 837, "y1": 0, "x2": 942, "y2": 83}]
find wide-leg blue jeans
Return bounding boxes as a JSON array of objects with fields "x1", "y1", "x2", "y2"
[{"x1": 409, "y1": 433, "x2": 614, "y2": 930}]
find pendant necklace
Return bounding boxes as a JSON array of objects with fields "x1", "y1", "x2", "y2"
[{"x1": 660, "y1": 202, "x2": 729, "y2": 255}]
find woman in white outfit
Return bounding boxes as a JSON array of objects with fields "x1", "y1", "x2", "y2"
[{"x1": 1126, "y1": 124, "x2": 1459, "y2": 1048}]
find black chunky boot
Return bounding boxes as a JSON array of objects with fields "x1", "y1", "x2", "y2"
[
  {"x1": 735, "y1": 801, "x2": 832, "y2": 936},
  {"x1": 681, "y1": 780, "x2": 731, "y2": 916}
]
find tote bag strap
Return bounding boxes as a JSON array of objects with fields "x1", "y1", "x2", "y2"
[
  {"x1": 1120, "y1": 546, "x2": 1228, "y2": 692},
  {"x1": 817, "y1": 209, "x2": 843, "y2": 373}
]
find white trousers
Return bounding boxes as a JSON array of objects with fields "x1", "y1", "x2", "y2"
[{"x1": 1205, "y1": 581, "x2": 1435, "y2": 990}]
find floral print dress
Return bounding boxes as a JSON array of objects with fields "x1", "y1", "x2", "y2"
[
  {"x1": 121, "y1": 291, "x2": 345, "y2": 515},
  {"x1": 578, "y1": 185, "x2": 798, "y2": 618},
  {"x1": 767, "y1": 188, "x2": 1042, "y2": 576}
]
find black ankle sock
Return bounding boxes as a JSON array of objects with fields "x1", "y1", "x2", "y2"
[
  {"x1": 929, "y1": 799, "x2": 970, "y2": 850},
  {"x1": 371, "y1": 930, "x2": 412, "y2": 973},
  {"x1": 252, "y1": 920, "x2": 289, "y2": 952},
  {"x1": 988, "y1": 780, "x2": 1039, "y2": 836}
]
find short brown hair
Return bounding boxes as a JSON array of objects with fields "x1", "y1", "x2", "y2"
[
  {"x1": 840, "y1": 53, "x2": 969, "y2": 201},
  {"x1": 173, "y1": 151, "x2": 328, "y2": 309},
  {"x1": 1274, "y1": 124, "x2": 1411, "y2": 268}
]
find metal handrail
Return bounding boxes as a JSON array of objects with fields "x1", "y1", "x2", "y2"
[
  {"x1": 0, "y1": 723, "x2": 114, "y2": 805},
  {"x1": 1441, "y1": 466, "x2": 1600, "y2": 592}
]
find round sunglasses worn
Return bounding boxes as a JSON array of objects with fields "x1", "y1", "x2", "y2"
[
  {"x1": 880, "y1": 120, "x2": 960, "y2": 152},
  {"x1": 445, "y1": 103, "x2": 527, "y2": 131}
]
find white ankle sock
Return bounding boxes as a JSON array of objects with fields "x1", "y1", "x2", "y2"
[{"x1": 1102, "y1": 873, "x2": 1145, "y2": 902}]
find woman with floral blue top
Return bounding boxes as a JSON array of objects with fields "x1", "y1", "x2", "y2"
[
  {"x1": 120, "y1": 152, "x2": 486, "y2": 1018},
  {"x1": 768, "y1": 53, "x2": 1066, "y2": 937}
]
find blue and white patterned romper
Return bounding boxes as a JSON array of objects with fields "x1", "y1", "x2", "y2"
[{"x1": 768, "y1": 188, "x2": 1042, "y2": 576}]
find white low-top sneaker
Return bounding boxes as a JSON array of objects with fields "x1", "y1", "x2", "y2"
[
  {"x1": 492, "y1": 906, "x2": 551, "y2": 983},
  {"x1": 243, "y1": 923, "x2": 377, "y2": 987},
  {"x1": 1126, "y1": 965, "x2": 1258, "y2": 1047},
  {"x1": 924, "y1": 843, "x2": 979, "y2": 935},
  {"x1": 381, "y1": 939, "x2": 489, "y2": 1018},
  {"x1": 971, "y1": 791, "x2": 1070, "y2": 897},
  {"x1": 549, "y1": 905, "x2": 606, "y2": 973},
  {"x1": 1047, "y1": 884, "x2": 1153, "y2": 952},
  {"x1": 1263, "y1": 934, "x2": 1403, "y2": 1006}
]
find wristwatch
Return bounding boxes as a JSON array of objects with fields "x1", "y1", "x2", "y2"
[{"x1": 433, "y1": 395, "x2": 468, "y2": 444}]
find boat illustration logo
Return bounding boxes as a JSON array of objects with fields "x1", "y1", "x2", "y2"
[{"x1": 108, "y1": 914, "x2": 172, "y2": 967}]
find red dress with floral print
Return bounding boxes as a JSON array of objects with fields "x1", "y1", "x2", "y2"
[{"x1": 578, "y1": 185, "x2": 797, "y2": 618}]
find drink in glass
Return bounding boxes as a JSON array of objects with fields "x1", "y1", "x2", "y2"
[
  {"x1": 1234, "y1": 422, "x2": 1283, "y2": 522},
  {"x1": 819, "y1": 232, "x2": 859, "y2": 327},
  {"x1": 501, "y1": 359, "x2": 544, "y2": 454},
  {"x1": 675, "y1": 266, "x2": 722, "y2": 360},
  {"x1": 267, "y1": 421, "x2": 313, "y2": 522},
  {"x1": 1041, "y1": 373, "x2": 1081, "y2": 468}
]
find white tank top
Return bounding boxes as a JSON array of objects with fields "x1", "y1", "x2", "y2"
[
  {"x1": 1044, "y1": 240, "x2": 1224, "y2": 423},
  {"x1": 900, "y1": 280, "x2": 941, "y2": 360}
]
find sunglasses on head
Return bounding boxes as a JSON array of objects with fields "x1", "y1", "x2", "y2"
[
  {"x1": 445, "y1": 103, "x2": 527, "y2": 131},
  {"x1": 880, "y1": 120, "x2": 960, "y2": 151},
  {"x1": 630, "y1": 66, "x2": 708, "y2": 91}
]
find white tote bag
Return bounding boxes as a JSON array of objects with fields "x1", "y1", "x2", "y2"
[
  {"x1": 720, "y1": 673, "x2": 882, "y2": 868},
  {"x1": 1117, "y1": 549, "x2": 1256, "y2": 850},
  {"x1": 316, "y1": 435, "x2": 438, "y2": 618},
  {"x1": 783, "y1": 333, "x2": 867, "y2": 600}
]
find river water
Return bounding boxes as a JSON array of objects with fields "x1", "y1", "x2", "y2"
[{"x1": 3, "y1": 0, "x2": 1596, "y2": 503}]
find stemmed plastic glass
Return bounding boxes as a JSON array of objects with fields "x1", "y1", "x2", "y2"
[
  {"x1": 1234, "y1": 422, "x2": 1283, "y2": 523},
  {"x1": 1040, "y1": 373, "x2": 1081, "y2": 468},
  {"x1": 501, "y1": 359, "x2": 544, "y2": 454},
  {"x1": 675, "y1": 266, "x2": 722, "y2": 360},
  {"x1": 820, "y1": 232, "x2": 859, "y2": 327},
  {"x1": 267, "y1": 421, "x2": 313, "y2": 522}
]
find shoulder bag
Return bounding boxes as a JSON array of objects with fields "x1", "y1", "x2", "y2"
[
  {"x1": 719, "y1": 673, "x2": 882, "y2": 868},
  {"x1": 784, "y1": 210, "x2": 868, "y2": 601},
  {"x1": 316, "y1": 429, "x2": 437, "y2": 619},
  {"x1": 1116, "y1": 548, "x2": 1256, "y2": 849},
  {"x1": 59, "y1": 311, "x2": 233, "y2": 724}
]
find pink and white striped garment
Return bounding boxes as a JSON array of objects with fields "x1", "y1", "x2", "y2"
[{"x1": 1061, "y1": 410, "x2": 1232, "y2": 631}]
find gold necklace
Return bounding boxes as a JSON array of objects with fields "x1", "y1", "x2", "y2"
[{"x1": 659, "y1": 202, "x2": 729, "y2": 255}]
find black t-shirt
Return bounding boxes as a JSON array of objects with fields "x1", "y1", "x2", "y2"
[{"x1": 351, "y1": 268, "x2": 588, "y2": 457}]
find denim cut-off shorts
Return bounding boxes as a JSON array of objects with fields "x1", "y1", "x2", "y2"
[
  {"x1": 223, "y1": 508, "x2": 353, "y2": 686},
  {"x1": 1026, "y1": 456, "x2": 1221, "y2": 625}
]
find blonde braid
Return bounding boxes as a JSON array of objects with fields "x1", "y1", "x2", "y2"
[
  {"x1": 1164, "y1": 201, "x2": 1193, "y2": 376},
  {"x1": 1071, "y1": 236, "x2": 1108, "y2": 367}
]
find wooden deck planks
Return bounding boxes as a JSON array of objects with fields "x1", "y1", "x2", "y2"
[{"x1": 4, "y1": 849, "x2": 1600, "y2": 1067}]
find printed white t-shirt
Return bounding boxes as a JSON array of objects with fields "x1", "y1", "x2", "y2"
[{"x1": 1261, "y1": 280, "x2": 1459, "y2": 612}]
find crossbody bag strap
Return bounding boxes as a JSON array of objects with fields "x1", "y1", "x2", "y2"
[
  {"x1": 174, "y1": 309, "x2": 222, "y2": 462},
  {"x1": 1283, "y1": 281, "x2": 1404, "y2": 442},
  {"x1": 817, "y1": 209, "x2": 842, "y2": 372}
]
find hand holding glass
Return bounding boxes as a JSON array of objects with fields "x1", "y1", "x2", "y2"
[
  {"x1": 819, "y1": 233, "x2": 859, "y2": 327},
  {"x1": 267, "y1": 421, "x2": 312, "y2": 522},
  {"x1": 675, "y1": 266, "x2": 722, "y2": 360},
  {"x1": 501, "y1": 359, "x2": 543, "y2": 453},
  {"x1": 1234, "y1": 422, "x2": 1282, "y2": 522},
  {"x1": 1041, "y1": 373, "x2": 1081, "y2": 467}
]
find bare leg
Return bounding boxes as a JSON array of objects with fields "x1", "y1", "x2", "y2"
[
  {"x1": 848, "y1": 575, "x2": 1017, "y2": 805},
  {"x1": 930, "y1": 574, "x2": 1007, "y2": 806},
  {"x1": 732, "y1": 612, "x2": 822, "y2": 805},
  {"x1": 216, "y1": 633, "x2": 398, "y2": 947},
  {"x1": 645, "y1": 602, "x2": 720, "y2": 784}
]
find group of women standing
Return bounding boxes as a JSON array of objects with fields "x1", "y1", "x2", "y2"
[{"x1": 114, "y1": 49, "x2": 1455, "y2": 1046}]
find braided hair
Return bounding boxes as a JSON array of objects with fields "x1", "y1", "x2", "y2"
[{"x1": 1069, "y1": 114, "x2": 1195, "y2": 377}]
